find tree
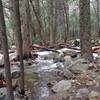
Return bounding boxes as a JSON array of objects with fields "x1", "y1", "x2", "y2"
[
  {"x1": 10, "y1": 0, "x2": 25, "y2": 94},
  {"x1": 79, "y1": 0, "x2": 93, "y2": 61},
  {"x1": 96, "y1": 0, "x2": 100, "y2": 37},
  {"x1": 49, "y1": 0, "x2": 56, "y2": 46},
  {"x1": 33, "y1": 0, "x2": 42, "y2": 38},
  {"x1": 9, "y1": 1, "x2": 19, "y2": 56},
  {"x1": 20, "y1": 0, "x2": 31, "y2": 57},
  {"x1": 56, "y1": 0, "x2": 69, "y2": 42},
  {"x1": 30, "y1": 0, "x2": 45, "y2": 44},
  {"x1": 63, "y1": 0, "x2": 69, "y2": 42},
  {"x1": 0, "y1": 0, "x2": 14, "y2": 99}
]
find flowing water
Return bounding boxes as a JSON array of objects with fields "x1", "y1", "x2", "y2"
[{"x1": 25, "y1": 51, "x2": 59, "y2": 100}]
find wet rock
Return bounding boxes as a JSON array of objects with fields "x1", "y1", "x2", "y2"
[
  {"x1": 47, "y1": 80, "x2": 57, "y2": 88},
  {"x1": 63, "y1": 49, "x2": 77, "y2": 58},
  {"x1": 9, "y1": 52, "x2": 17, "y2": 61},
  {"x1": 43, "y1": 91, "x2": 70, "y2": 100},
  {"x1": 64, "y1": 56, "x2": 72, "y2": 67},
  {"x1": 57, "y1": 52, "x2": 64, "y2": 59},
  {"x1": 56, "y1": 62, "x2": 64, "y2": 69},
  {"x1": 27, "y1": 59, "x2": 33, "y2": 65},
  {"x1": 0, "y1": 87, "x2": 7, "y2": 99},
  {"x1": 12, "y1": 79, "x2": 19, "y2": 90},
  {"x1": 86, "y1": 80, "x2": 97, "y2": 86},
  {"x1": 11, "y1": 65, "x2": 20, "y2": 79},
  {"x1": 11, "y1": 45, "x2": 16, "y2": 50},
  {"x1": 95, "y1": 75, "x2": 100, "y2": 83},
  {"x1": 36, "y1": 51, "x2": 57, "y2": 60},
  {"x1": 68, "y1": 58, "x2": 88, "y2": 74},
  {"x1": 52, "y1": 80, "x2": 72, "y2": 93},
  {"x1": 74, "y1": 39, "x2": 80, "y2": 47},
  {"x1": 25, "y1": 72, "x2": 38, "y2": 87},
  {"x1": 77, "y1": 72, "x2": 93, "y2": 84},
  {"x1": 53, "y1": 52, "x2": 65, "y2": 63},
  {"x1": 89, "y1": 91, "x2": 100, "y2": 100},
  {"x1": 1, "y1": 65, "x2": 20, "y2": 79},
  {"x1": 96, "y1": 55, "x2": 100, "y2": 66},
  {"x1": 0, "y1": 54, "x2": 4, "y2": 66},
  {"x1": 0, "y1": 70, "x2": 5, "y2": 77},
  {"x1": 76, "y1": 88, "x2": 89, "y2": 99},
  {"x1": 63, "y1": 69, "x2": 75, "y2": 79},
  {"x1": 88, "y1": 63, "x2": 97, "y2": 70}
]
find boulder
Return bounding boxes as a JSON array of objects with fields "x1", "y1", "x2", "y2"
[
  {"x1": 64, "y1": 56, "x2": 72, "y2": 67},
  {"x1": 73, "y1": 39, "x2": 80, "y2": 47},
  {"x1": 43, "y1": 91, "x2": 70, "y2": 100},
  {"x1": 76, "y1": 88, "x2": 89, "y2": 99},
  {"x1": 63, "y1": 50, "x2": 77, "y2": 58},
  {"x1": 95, "y1": 75, "x2": 100, "y2": 83},
  {"x1": 53, "y1": 52, "x2": 65, "y2": 63},
  {"x1": 9, "y1": 52, "x2": 17, "y2": 61},
  {"x1": 68, "y1": 58, "x2": 88, "y2": 74},
  {"x1": 36, "y1": 51, "x2": 57, "y2": 60},
  {"x1": 52, "y1": 80, "x2": 72, "y2": 93},
  {"x1": 96, "y1": 55, "x2": 100, "y2": 66},
  {"x1": 89, "y1": 91, "x2": 100, "y2": 100},
  {"x1": 47, "y1": 80, "x2": 57, "y2": 88},
  {"x1": 11, "y1": 65, "x2": 20, "y2": 79},
  {"x1": 88, "y1": 63, "x2": 97, "y2": 70},
  {"x1": 0, "y1": 87, "x2": 7, "y2": 99},
  {"x1": 0, "y1": 54, "x2": 4, "y2": 66},
  {"x1": 63, "y1": 69, "x2": 75, "y2": 79}
]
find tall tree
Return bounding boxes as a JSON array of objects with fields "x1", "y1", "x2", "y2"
[
  {"x1": 49, "y1": 0, "x2": 56, "y2": 46},
  {"x1": 20, "y1": 0, "x2": 31, "y2": 57},
  {"x1": 30, "y1": 0, "x2": 45, "y2": 44},
  {"x1": 0, "y1": 0, "x2": 14, "y2": 99},
  {"x1": 34, "y1": 0, "x2": 42, "y2": 37},
  {"x1": 56, "y1": 0, "x2": 68, "y2": 42},
  {"x1": 10, "y1": 0, "x2": 24, "y2": 94},
  {"x1": 96, "y1": 0, "x2": 100, "y2": 37},
  {"x1": 63, "y1": 0, "x2": 69, "y2": 42},
  {"x1": 79, "y1": 0, "x2": 93, "y2": 61}
]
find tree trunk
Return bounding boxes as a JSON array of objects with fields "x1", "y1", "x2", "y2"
[
  {"x1": 10, "y1": 0, "x2": 24, "y2": 94},
  {"x1": 96, "y1": 0, "x2": 100, "y2": 37},
  {"x1": 63, "y1": 0, "x2": 69, "y2": 42},
  {"x1": 0, "y1": 0, "x2": 14, "y2": 99},
  {"x1": 34, "y1": 0, "x2": 41, "y2": 37},
  {"x1": 56, "y1": 0, "x2": 68, "y2": 42},
  {"x1": 30, "y1": 0, "x2": 45, "y2": 44},
  {"x1": 20, "y1": 0, "x2": 31, "y2": 57},
  {"x1": 79, "y1": 0, "x2": 93, "y2": 61},
  {"x1": 49, "y1": 0, "x2": 56, "y2": 46}
]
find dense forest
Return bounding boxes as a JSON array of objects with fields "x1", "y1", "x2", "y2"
[{"x1": 0, "y1": 0, "x2": 100, "y2": 100}]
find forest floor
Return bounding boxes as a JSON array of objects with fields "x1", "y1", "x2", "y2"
[
  {"x1": 0, "y1": 40, "x2": 100, "y2": 100},
  {"x1": 24, "y1": 49, "x2": 100, "y2": 100}
]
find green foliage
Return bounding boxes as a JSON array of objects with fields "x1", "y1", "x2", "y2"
[
  {"x1": 5, "y1": 17, "x2": 12, "y2": 32},
  {"x1": 4, "y1": 0, "x2": 100, "y2": 45},
  {"x1": 32, "y1": 35, "x2": 41, "y2": 44}
]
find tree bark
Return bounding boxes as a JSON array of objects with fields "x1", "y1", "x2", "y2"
[
  {"x1": 20, "y1": 0, "x2": 31, "y2": 57},
  {"x1": 79, "y1": 0, "x2": 93, "y2": 61},
  {"x1": 96, "y1": 0, "x2": 100, "y2": 37},
  {"x1": 56, "y1": 0, "x2": 68, "y2": 42},
  {"x1": 0, "y1": 0, "x2": 14, "y2": 99},
  {"x1": 30, "y1": 0, "x2": 45, "y2": 44},
  {"x1": 10, "y1": 0, "x2": 24, "y2": 93},
  {"x1": 49, "y1": 0, "x2": 56, "y2": 46},
  {"x1": 63, "y1": 0, "x2": 69, "y2": 42}
]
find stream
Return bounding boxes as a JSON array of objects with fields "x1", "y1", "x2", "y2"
[
  {"x1": 24, "y1": 49, "x2": 99, "y2": 100},
  {"x1": 0, "y1": 48, "x2": 99, "y2": 100},
  {"x1": 25, "y1": 51, "x2": 61, "y2": 100}
]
